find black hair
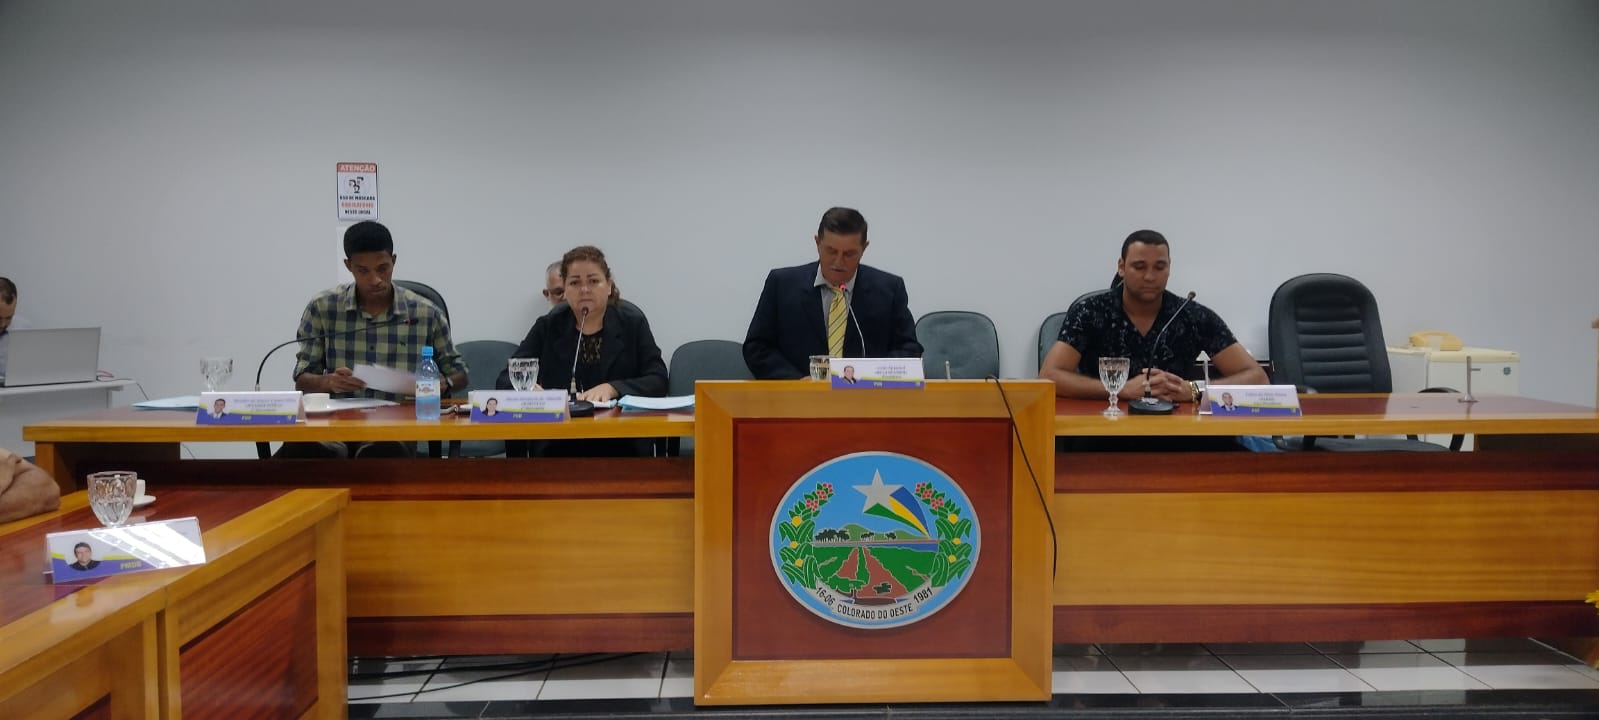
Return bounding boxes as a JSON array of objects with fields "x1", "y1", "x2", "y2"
[
  {"x1": 343, "y1": 221, "x2": 394, "y2": 257},
  {"x1": 817, "y1": 207, "x2": 868, "y2": 244},
  {"x1": 0, "y1": 277, "x2": 15, "y2": 304},
  {"x1": 1120, "y1": 229, "x2": 1168, "y2": 259}
]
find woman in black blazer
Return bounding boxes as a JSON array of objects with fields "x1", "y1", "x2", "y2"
[{"x1": 497, "y1": 245, "x2": 668, "y2": 457}]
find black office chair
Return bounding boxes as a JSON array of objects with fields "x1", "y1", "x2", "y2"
[
  {"x1": 452, "y1": 339, "x2": 519, "y2": 457},
  {"x1": 396, "y1": 280, "x2": 449, "y2": 320},
  {"x1": 1268, "y1": 273, "x2": 1462, "y2": 451},
  {"x1": 665, "y1": 339, "x2": 752, "y2": 456},
  {"x1": 916, "y1": 311, "x2": 999, "y2": 380},
  {"x1": 396, "y1": 279, "x2": 451, "y2": 458},
  {"x1": 1038, "y1": 288, "x2": 1114, "y2": 372}
]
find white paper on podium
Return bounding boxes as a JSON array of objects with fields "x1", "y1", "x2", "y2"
[{"x1": 353, "y1": 364, "x2": 416, "y2": 396}]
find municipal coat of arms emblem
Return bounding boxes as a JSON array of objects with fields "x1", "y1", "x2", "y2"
[{"x1": 770, "y1": 451, "x2": 980, "y2": 629}]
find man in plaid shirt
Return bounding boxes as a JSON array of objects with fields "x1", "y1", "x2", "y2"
[{"x1": 293, "y1": 221, "x2": 467, "y2": 402}]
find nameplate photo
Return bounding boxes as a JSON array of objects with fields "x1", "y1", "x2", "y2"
[
  {"x1": 196, "y1": 391, "x2": 301, "y2": 425},
  {"x1": 829, "y1": 358, "x2": 926, "y2": 389},
  {"x1": 46, "y1": 517, "x2": 207, "y2": 582},
  {"x1": 1207, "y1": 385, "x2": 1302, "y2": 416},
  {"x1": 469, "y1": 389, "x2": 568, "y2": 422}
]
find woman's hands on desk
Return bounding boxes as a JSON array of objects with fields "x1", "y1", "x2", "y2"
[{"x1": 576, "y1": 383, "x2": 619, "y2": 403}]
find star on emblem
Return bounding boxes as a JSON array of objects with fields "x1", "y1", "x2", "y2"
[{"x1": 854, "y1": 470, "x2": 900, "y2": 512}]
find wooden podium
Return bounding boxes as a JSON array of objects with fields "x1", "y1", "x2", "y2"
[{"x1": 693, "y1": 380, "x2": 1055, "y2": 705}]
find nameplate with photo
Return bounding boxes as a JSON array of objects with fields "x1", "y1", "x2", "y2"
[
  {"x1": 1206, "y1": 385, "x2": 1302, "y2": 417},
  {"x1": 195, "y1": 391, "x2": 301, "y2": 425},
  {"x1": 468, "y1": 389, "x2": 568, "y2": 422},
  {"x1": 46, "y1": 517, "x2": 207, "y2": 582},
  {"x1": 828, "y1": 358, "x2": 926, "y2": 389}
]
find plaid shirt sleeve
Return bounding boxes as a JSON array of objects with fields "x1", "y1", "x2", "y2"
[
  {"x1": 429, "y1": 315, "x2": 467, "y2": 382},
  {"x1": 291, "y1": 290, "x2": 338, "y2": 380}
]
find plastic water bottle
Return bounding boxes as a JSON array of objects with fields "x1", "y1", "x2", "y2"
[{"x1": 415, "y1": 346, "x2": 441, "y2": 421}]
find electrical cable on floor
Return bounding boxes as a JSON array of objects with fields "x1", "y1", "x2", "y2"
[{"x1": 351, "y1": 653, "x2": 647, "y2": 701}]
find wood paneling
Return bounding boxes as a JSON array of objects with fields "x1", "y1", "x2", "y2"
[
  {"x1": 694, "y1": 380, "x2": 1056, "y2": 705},
  {"x1": 1055, "y1": 489, "x2": 1599, "y2": 605},
  {"x1": 95, "y1": 458, "x2": 694, "y2": 500},
  {"x1": 179, "y1": 568, "x2": 318, "y2": 720},
  {"x1": 25, "y1": 405, "x2": 692, "y2": 446},
  {"x1": 1056, "y1": 451, "x2": 1599, "y2": 493},
  {"x1": 1056, "y1": 601, "x2": 1599, "y2": 643},
  {"x1": 1054, "y1": 393, "x2": 1599, "y2": 437},
  {"x1": 0, "y1": 613, "x2": 156, "y2": 720},
  {"x1": 349, "y1": 613, "x2": 692, "y2": 656},
  {"x1": 71, "y1": 697, "x2": 109, "y2": 720},
  {"x1": 728, "y1": 418, "x2": 1013, "y2": 660},
  {"x1": 345, "y1": 498, "x2": 694, "y2": 616},
  {"x1": 1, "y1": 490, "x2": 343, "y2": 720},
  {"x1": 699, "y1": 657, "x2": 1049, "y2": 705}
]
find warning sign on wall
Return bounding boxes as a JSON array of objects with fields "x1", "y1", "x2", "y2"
[{"x1": 336, "y1": 162, "x2": 379, "y2": 221}]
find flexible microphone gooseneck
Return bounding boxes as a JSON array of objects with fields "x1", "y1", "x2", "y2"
[
  {"x1": 567, "y1": 307, "x2": 595, "y2": 418},
  {"x1": 255, "y1": 317, "x2": 418, "y2": 391},
  {"x1": 1128, "y1": 291, "x2": 1196, "y2": 416},
  {"x1": 840, "y1": 284, "x2": 867, "y2": 357}
]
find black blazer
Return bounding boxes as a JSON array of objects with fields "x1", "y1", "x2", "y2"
[
  {"x1": 496, "y1": 299, "x2": 668, "y2": 397},
  {"x1": 742, "y1": 262, "x2": 922, "y2": 380}
]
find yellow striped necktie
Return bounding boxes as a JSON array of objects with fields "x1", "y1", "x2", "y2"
[{"x1": 827, "y1": 286, "x2": 847, "y2": 357}]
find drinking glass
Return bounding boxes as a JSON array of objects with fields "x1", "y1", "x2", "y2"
[
  {"x1": 1098, "y1": 357, "x2": 1130, "y2": 417},
  {"x1": 808, "y1": 355, "x2": 831, "y2": 381},
  {"x1": 87, "y1": 471, "x2": 138, "y2": 527},
  {"x1": 201, "y1": 356, "x2": 233, "y2": 392},
  {"x1": 507, "y1": 358, "x2": 540, "y2": 391}
]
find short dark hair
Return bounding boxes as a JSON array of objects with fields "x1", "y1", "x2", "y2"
[
  {"x1": 74, "y1": 542, "x2": 91, "y2": 552},
  {"x1": 1121, "y1": 229, "x2": 1168, "y2": 259},
  {"x1": 817, "y1": 207, "x2": 868, "y2": 244},
  {"x1": 343, "y1": 221, "x2": 394, "y2": 257},
  {"x1": 0, "y1": 277, "x2": 16, "y2": 304}
]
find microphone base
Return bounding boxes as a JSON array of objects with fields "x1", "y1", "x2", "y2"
[
  {"x1": 568, "y1": 400, "x2": 595, "y2": 418},
  {"x1": 1127, "y1": 397, "x2": 1176, "y2": 415}
]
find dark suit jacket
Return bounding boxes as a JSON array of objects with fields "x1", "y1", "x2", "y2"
[
  {"x1": 496, "y1": 299, "x2": 668, "y2": 398},
  {"x1": 743, "y1": 263, "x2": 922, "y2": 380}
]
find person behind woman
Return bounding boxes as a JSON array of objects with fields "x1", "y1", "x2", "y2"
[{"x1": 498, "y1": 245, "x2": 668, "y2": 457}]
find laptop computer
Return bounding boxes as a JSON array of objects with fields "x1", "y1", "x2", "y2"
[{"x1": 1, "y1": 327, "x2": 101, "y2": 387}]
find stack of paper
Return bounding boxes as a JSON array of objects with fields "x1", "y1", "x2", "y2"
[
  {"x1": 133, "y1": 395, "x2": 200, "y2": 410},
  {"x1": 617, "y1": 395, "x2": 695, "y2": 411}
]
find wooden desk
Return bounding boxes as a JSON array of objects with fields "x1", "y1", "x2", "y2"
[
  {"x1": 0, "y1": 488, "x2": 349, "y2": 719},
  {"x1": 22, "y1": 389, "x2": 1599, "y2": 658},
  {"x1": 1051, "y1": 393, "x2": 1599, "y2": 648},
  {"x1": 26, "y1": 405, "x2": 696, "y2": 657}
]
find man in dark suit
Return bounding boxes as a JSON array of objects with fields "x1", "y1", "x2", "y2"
[{"x1": 743, "y1": 207, "x2": 922, "y2": 379}]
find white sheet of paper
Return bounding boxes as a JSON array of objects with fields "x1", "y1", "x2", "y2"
[
  {"x1": 134, "y1": 395, "x2": 201, "y2": 410},
  {"x1": 353, "y1": 364, "x2": 417, "y2": 396},
  {"x1": 328, "y1": 398, "x2": 397, "y2": 411},
  {"x1": 617, "y1": 395, "x2": 694, "y2": 411}
]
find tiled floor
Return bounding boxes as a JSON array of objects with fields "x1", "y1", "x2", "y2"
[{"x1": 348, "y1": 639, "x2": 1599, "y2": 718}]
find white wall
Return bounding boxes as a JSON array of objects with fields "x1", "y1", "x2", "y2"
[{"x1": 3, "y1": 0, "x2": 1596, "y2": 415}]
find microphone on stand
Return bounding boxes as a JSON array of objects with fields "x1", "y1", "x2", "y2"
[
  {"x1": 255, "y1": 317, "x2": 418, "y2": 391},
  {"x1": 840, "y1": 284, "x2": 866, "y2": 357},
  {"x1": 1128, "y1": 291, "x2": 1196, "y2": 416},
  {"x1": 567, "y1": 307, "x2": 595, "y2": 418}
]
